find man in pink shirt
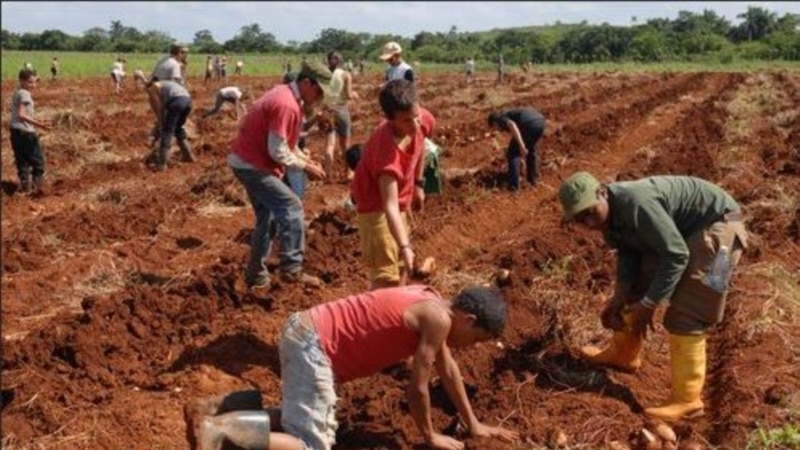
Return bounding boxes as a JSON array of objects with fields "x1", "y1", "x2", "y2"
[
  {"x1": 188, "y1": 284, "x2": 519, "y2": 450},
  {"x1": 350, "y1": 79, "x2": 431, "y2": 289},
  {"x1": 228, "y1": 61, "x2": 330, "y2": 290}
]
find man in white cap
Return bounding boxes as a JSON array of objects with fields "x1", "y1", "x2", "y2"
[{"x1": 379, "y1": 41, "x2": 415, "y2": 83}]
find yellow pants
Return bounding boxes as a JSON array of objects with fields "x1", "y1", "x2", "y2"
[{"x1": 357, "y1": 212, "x2": 409, "y2": 285}]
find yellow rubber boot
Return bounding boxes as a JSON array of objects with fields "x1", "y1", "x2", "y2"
[
  {"x1": 644, "y1": 334, "x2": 706, "y2": 422},
  {"x1": 580, "y1": 312, "x2": 643, "y2": 373}
]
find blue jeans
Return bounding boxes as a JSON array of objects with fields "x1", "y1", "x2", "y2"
[
  {"x1": 280, "y1": 313, "x2": 337, "y2": 450},
  {"x1": 232, "y1": 167, "x2": 305, "y2": 284},
  {"x1": 506, "y1": 148, "x2": 537, "y2": 191},
  {"x1": 283, "y1": 168, "x2": 308, "y2": 200},
  {"x1": 160, "y1": 96, "x2": 192, "y2": 150}
]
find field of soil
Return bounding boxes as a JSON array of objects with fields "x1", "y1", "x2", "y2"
[{"x1": 2, "y1": 68, "x2": 799, "y2": 450}]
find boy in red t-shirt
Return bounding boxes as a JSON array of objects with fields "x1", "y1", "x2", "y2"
[{"x1": 350, "y1": 80, "x2": 430, "y2": 289}]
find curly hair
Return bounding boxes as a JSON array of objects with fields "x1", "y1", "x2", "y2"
[{"x1": 452, "y1": 286, "x2": 507, "y2": 337}]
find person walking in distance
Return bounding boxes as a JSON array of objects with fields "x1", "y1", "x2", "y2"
[{"x1": 558, "y1": 172, "x2": 749, "y2": 422}]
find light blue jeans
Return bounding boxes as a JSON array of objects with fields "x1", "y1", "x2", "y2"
[
  {"x1": 280, "y1": 313, "x2": 338, "y2": 450},
  {"x1": 232, "y1": 167, "x2": 305, "y2": 284}
]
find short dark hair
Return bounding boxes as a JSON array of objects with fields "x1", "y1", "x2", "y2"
[
  {"x1": 452, "y1": 286, "x2": 507, "y2": 337},
  {"x1": 283, "y1": 72, "x2": 297, "y2": 84},
  {"x1": 18, "y1": 68, "x2": 37, "y2": 81},
  {"x1": 379, "y1": 79, "x2": 417, "y2": 120},
  {"x1": 345, "y1": 144, "x2": 362, "y2": 171},
  {"x1": 487, "y1": 112, "x2": 505, "y2": 128}
]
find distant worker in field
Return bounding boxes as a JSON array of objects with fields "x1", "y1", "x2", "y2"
[
  {"x1": 204, "y1": 55, "x2": 213, "y2": 83},
  {"x1": 464, "y1": 57, "x2": 476, "y2": 84},
  {"x1": 350, "y1": 80, "x2": 433, "y2": 289},
  {"x1": 496, "y1": 54, "x2": 505, "y2": 84},
  {"x1": 133, "y1": 69, "x2": 148, "y2": 87},
  {"x1": 144, "y1": 79, "x2": 196, "y2": 171},
  {"x1": 10, "y1": 69, "x2": 50, "y2": 195},
  {"x1": 487, "y1": 107, "x2": 546, "y2": 191},
  {"x1": 23, "y1": 62, "x2": 34, "y2": 71},
  {"x1": 380, "y1": 41, "x2": 415, "y2": 83},
  {"x1": 558, "y1": 173, "x2": 749, "y2": 422},
  {"x1": 235, "y1": 59, "x2": 244, "y2": 75},
  {"x1": 323, "y1": 50, "x2": 360, "y2": 182},
  {"x1": 220, "y1": 56, "x2": 229, "y2": 81},
  {"x1": 50, "y1": 57, "x2": 59, "y2": 80},
  {"x1": 110, "y1": 57, "x2": 126, "y2": 94},
  {"x1": 202, "y1": 86, "x2": 248, "y2": 120},
  {"x1": 185, "y1": 284, "x2": 520, "y2": 450},
  {"x1": 151, "y1": 43, "x2": 188, "y2": 85},
  {"x1": 227, "y1": 61, "x2": 331, "y2": 290}
]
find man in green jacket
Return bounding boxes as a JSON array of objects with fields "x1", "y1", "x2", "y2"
[{"x1": 558, "y1": 172, "x2": 749, "y2": 422}]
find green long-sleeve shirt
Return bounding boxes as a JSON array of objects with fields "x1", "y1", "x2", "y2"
[{"x1": 603, "y1": 176, "x2": 739, "y2": 304}]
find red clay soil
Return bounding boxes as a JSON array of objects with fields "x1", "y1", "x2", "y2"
[{"x1": 2, "y1": 69, "x2": 799, "y2": 450}]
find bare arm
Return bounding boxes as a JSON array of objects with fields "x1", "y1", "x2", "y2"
[
  {"x1": 407, "y1": 304, "x2": 463, "y2": 449},
  {"x1": 146, "y1": 82, "x2": 164, "y2": 126},
  {"x1": 379, "y1": 174, "x2": 414, "y2": 274},
  {"x1": 507, "y1": 120, "x2": 527, "y2": 156},
  {"x1": 434, "y1": 344, "x2": 479, "y2": 430},
  {"x1": 16, "y1": 103, "x2": 49, "y2": 129},
  {"x1": 344, "y1": 71, "x2": 360, "y2": 100}
]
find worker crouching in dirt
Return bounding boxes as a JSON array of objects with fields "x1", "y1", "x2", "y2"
[
  {"x1": 558, "y1": 172, "x2": 749, "y2": 422},
  {"x1": 144, "y1": 79, "x2": 196, "y2": 171},
  {"x1": 185, "y1": 284, "x2": 520, "y2": 450},
  {"x1": 228, "y1": 61, "x2": 330, "y2": 290}
]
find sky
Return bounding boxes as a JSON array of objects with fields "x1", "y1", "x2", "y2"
[{"x1": 2, "y1": 1, "x2": 798, "y2": 44}]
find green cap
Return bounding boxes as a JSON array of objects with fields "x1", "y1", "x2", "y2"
[
  {"x1": 298, "y1": 60, "x2": 333, "y2": 100},
  {"x1": 558, "y1": 171, "x2": 601, "y2": 220}
]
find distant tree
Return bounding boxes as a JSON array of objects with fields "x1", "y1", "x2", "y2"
[
  {"x1": 39, "y1": 29, "x2": 74, "y2": 51},
  {"x1": 78, "y1": 27, "x2": 110, "y2": 52},
  {"x1": 224, "y1": 23, "x2": 279, "y2": 53},
  {"x1": 193, "y1": 29, "x2": 223, "y2": 53},
  {"x1": 732, "y1": 6, "x2": 778, "y2": 42},
  {"x1": 1, "y1": 29, "x2": 21, "y2": 49}
]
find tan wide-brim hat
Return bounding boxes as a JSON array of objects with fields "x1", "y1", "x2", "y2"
[{"x1": 379, "y1": 41, "x2": 402, "y2": 61}]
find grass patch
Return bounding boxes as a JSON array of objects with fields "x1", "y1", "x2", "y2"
[
  {"x1": 743, "y1": 263, "x2": 800, "y2": 354},
  {"x1": 747, "y1": 423, "x2": 800, "y2": 450}
]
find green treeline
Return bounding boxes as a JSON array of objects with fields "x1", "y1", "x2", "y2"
[{"x1": 2, "y1": 7, "x2": 798, "y2": 63}]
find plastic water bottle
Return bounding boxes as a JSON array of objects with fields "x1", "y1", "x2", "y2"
[{"x1": 706, "y1": 245, "x2": 731, "y2": 293}]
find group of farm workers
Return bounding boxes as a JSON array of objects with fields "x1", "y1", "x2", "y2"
[{"x1": 8, "y1": 42, "x2": 749, "y2": 450}]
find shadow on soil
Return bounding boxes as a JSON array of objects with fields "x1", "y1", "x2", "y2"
[{"x1": 168, "y1": 332, "x2": 281, "y2": 377}]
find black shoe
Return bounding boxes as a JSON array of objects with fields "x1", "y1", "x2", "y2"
[{"x1": 245, "y1": 273, "x2": 270, "y2": 290}]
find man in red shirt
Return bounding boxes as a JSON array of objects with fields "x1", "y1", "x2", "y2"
[
  {"x1": 228, "y1": 61, "x2": 330, "y2": 290},
  {"x1": 188, "y1": 284, "x2": 520, "y2": 450},
  {"x1": 350, "y1": 79, "x2": 430, "y2": 289}
]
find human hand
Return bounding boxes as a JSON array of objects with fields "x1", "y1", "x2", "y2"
[
  {"x1": 38, "y1": 120, "x2": 52, "y2": 131},
  {"x1": 428, "y1": 432, "x2": 464, "y2": 450},
  {"x1": 305, "y1": 161, "x2": 327, "y2": 181},
  {"x1": 520, "y1": 147, "x2": 528, "y2": 157},
  {"x1": 413, "y1": 186, "x2": 426, "y2": 211},
  {"x1": 470, "y1": 422, "x2": 520, "y2": 444},
  {"x1": 400, "y1": 245, "x2": 415, "y2": 274},
  {"x1": 600, "y1": 298, "x2": 625, "y2": 331},
  {"x1": 628, "y1": 302, "x2": 656, "y2": 339}
]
